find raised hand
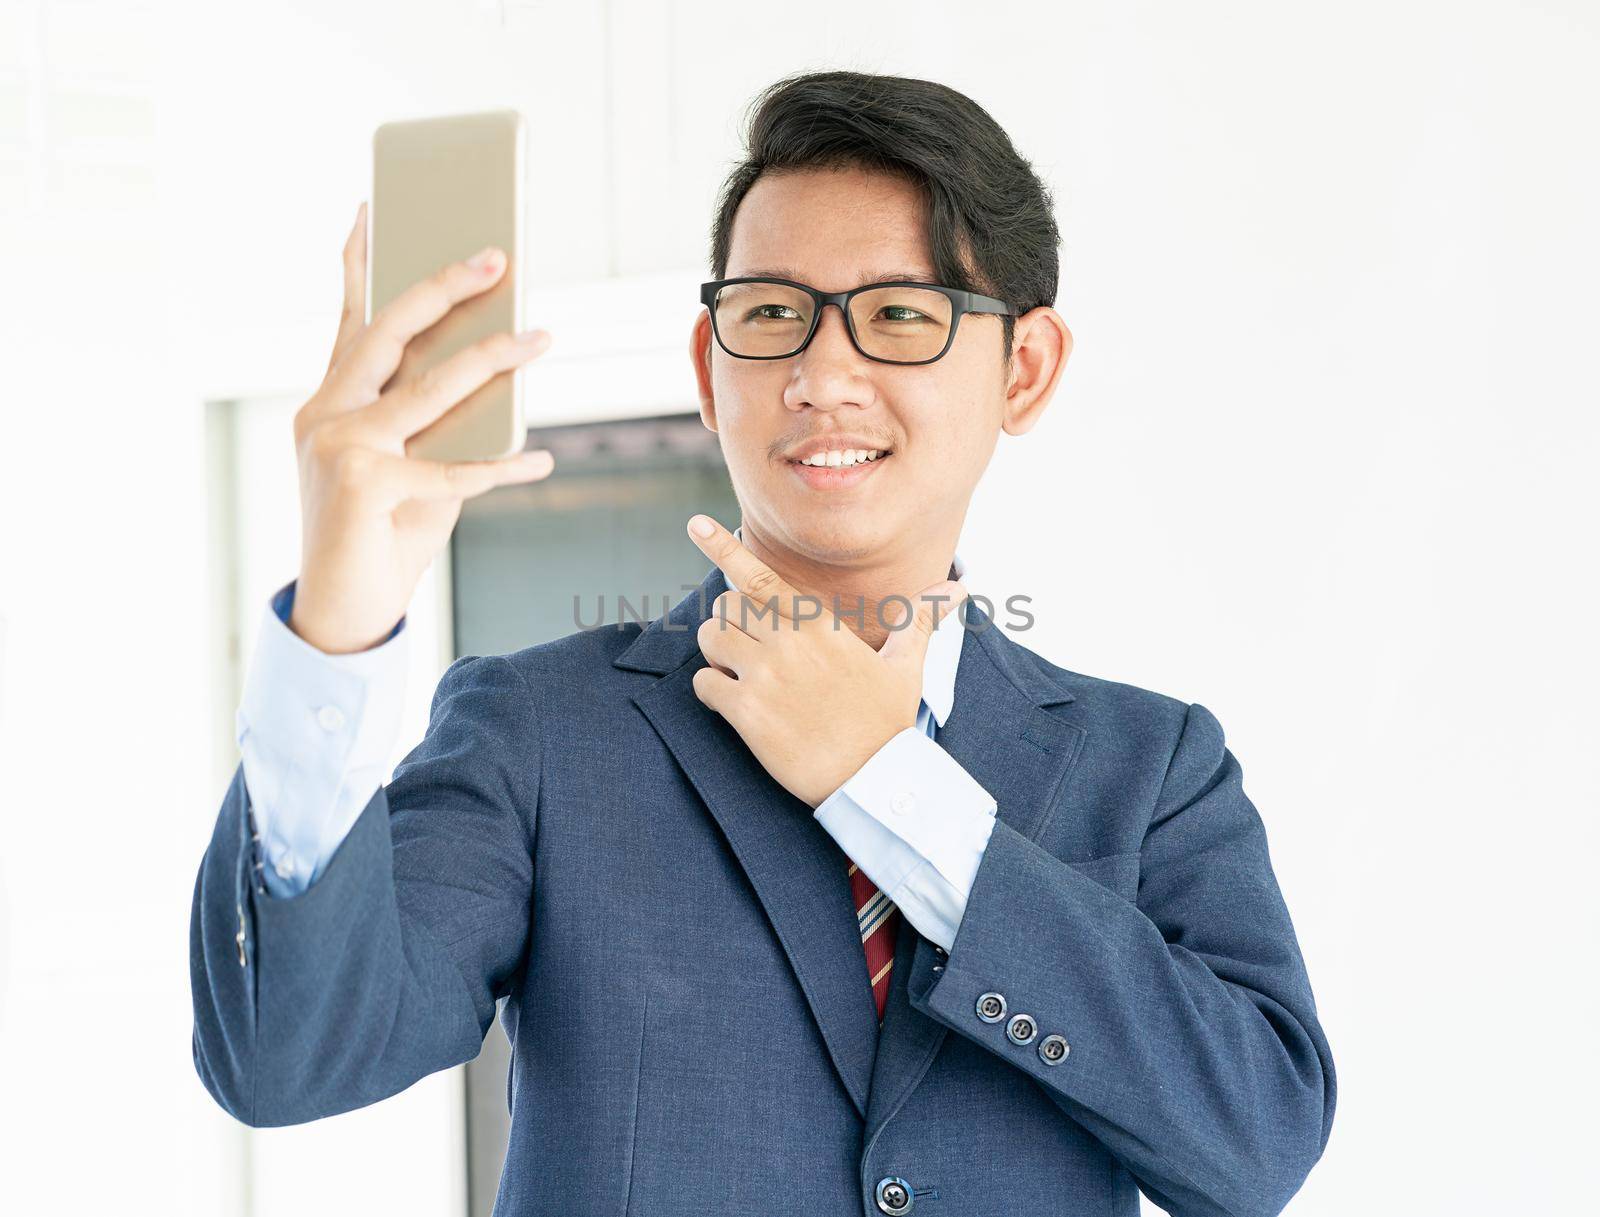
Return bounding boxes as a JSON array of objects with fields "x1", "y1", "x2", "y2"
[
  {"x1": 289, "y1": 201, "x2": 556, "y2": 654},
  {"x1": 685, "y1": 514, "x2": 966, "y2": 807}
]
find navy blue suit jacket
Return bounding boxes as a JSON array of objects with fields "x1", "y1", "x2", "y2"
[{"x1": 191, "y1": 565, "x2": 1336, "y2": 1216}]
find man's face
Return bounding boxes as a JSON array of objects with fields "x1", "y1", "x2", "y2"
[{"x1": 692, "y1": 165, "x2": 1013, "y2": 569}]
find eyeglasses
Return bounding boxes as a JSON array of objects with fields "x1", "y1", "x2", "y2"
[{"x1": 700, "y1": 276, "x2": 1017, "y2": 366}]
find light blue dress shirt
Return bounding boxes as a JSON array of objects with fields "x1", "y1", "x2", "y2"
[{"x1": 237, "y1": 533, "x2": 998, "y2": 950}]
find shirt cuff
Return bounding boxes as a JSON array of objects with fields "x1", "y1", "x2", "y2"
[
  {"x1": 814, "y1": 727, "x2": 999, "y2": 950},
  {"x1": 236, "y1": 578, "x2": 409, "y2": 892},
  {"x1": 834, "y1": 726, "x2": 997, "y2": 887}
]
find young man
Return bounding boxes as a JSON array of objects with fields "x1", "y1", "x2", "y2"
[{"x1": 192, "y1": 70, "x2": 1336, "y2": 1216}]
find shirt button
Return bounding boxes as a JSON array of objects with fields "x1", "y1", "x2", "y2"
[
  {"x1": 273, "y1": 854, "x2": 296, "y2": 880},
  {"x1": 316, "y1": 704, "x2": 346, "y2": 732},
  {"x1": 890, "y1": 791, "x2": 916, "y2": 816}
]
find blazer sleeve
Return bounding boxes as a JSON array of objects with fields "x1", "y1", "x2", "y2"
[
  {"x1": 189, "y1": 652, "x2": 538, "y2": 1128},
  {"x1": 905, "y1": 701, "x2": 1336, "y2": 1217}
]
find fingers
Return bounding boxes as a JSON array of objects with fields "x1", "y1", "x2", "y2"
[
  {"x1": 686, "y1": 514, "x2": 800, "y2": 615},
  {"x1": 370, "y1": 326, "x2": 552, "y2": 441},
  {"x1": 691, "y1": 663, "x2": 739, "y2": 717},
  {"x1": 879, "y1": 579, "x2": 968, "y2": 672},
  {"x1": 710, "y1": 589, "x2": 772, "y2": 638},
  {"x1": 902, "y1": 581, "x2": 967, "y2": 635},
  {"x1": 697, "y1": 609, "x2": 762, "y2": 677},
  {"x1": 332, "y1": 243, "x2": 511, "y2": 403},
  {"x1": 326, "y1": 201, "x2": 368, "y2": 376},
  {"x1": 378, "y1": 447, "x2": 555, "y2": 504}
]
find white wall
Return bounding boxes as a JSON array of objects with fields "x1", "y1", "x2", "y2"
[{"x1": 0, "y1": 1, "x2": 1594, "y2": 1213}]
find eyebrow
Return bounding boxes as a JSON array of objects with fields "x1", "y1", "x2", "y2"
[{"x1": 734, "y1": 267, "x2": 942, "y2": 287}]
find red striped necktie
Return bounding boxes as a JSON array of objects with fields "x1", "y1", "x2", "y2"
[
  {"x1": 841, "y1": 593, "x2": 960, "y2": 1020},
  {"x1": 846, "y1": 695, "x2": 946, "y2": 1023},
  {"x1": 849, "y1": 859, "x2": 902, "y2": 1023}
]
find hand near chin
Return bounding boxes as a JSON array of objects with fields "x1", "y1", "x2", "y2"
[{"x1": 684, "y1": 514, "x2": 966, "y2": 808}]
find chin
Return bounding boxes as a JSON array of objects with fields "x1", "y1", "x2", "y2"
[{"x1": 781, "y1": 515, "x2": 887, "y2": 563}]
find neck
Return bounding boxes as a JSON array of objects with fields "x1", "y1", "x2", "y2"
[{"x1": 736, "y1": 519, "x2": 960, "y2": 651}]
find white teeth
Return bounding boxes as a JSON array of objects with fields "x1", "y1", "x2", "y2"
[{"x1": 797, "y1": 448, "x2": 885, "y2": 467}]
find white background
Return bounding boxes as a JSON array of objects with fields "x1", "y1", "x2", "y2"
[{"x1": 1, "y1": 1, "x2": 1596, "y2": 1213}]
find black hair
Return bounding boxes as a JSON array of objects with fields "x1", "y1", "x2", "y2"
[{"x1": 709, "y1": 69, "x2": 1061, "y2": 373}]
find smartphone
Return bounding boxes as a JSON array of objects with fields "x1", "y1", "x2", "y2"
[{"x1": 369, "y1": 108, "x2": 526, "y2": 462}]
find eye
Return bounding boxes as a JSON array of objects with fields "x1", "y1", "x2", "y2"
[
  {"x1": 750, "y1": 304, "x2": 803, "y2": 321},
  {"x1": 876, "y1": 305, "x2": 930, "y2": 323}
]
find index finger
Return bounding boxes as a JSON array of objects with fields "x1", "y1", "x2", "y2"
[
  {"x1": 326, "y1": 200, "x2": 368, "y2": 376},
  {"x1": 686, "y1": 515, "x2": 801, "y2": 616},
  {"x1": 332, "y1": 242, "x2": 509, "y2": 401}
]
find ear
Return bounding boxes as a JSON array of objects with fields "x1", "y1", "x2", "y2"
[
  {"x1": 1001, "y1": 306, "x2": 1072, "y2": 437},
  {"x1": 690, "y1": 310, "x2": 718, "y2": 432}
]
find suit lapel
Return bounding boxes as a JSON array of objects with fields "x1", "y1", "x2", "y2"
[
  {"x1": 620, "y1": 565, "x2": 881, "y2": 1119},
  {"x1": 615, "y1": 566, "x2": 1084, "y2": 1132}
]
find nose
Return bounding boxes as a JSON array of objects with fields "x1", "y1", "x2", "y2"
[{"x1": 785, "y1": 303, "x2": 875, "y2": 411}]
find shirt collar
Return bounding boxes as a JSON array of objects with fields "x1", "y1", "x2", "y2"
[{"x1": 730, "y1": 525, "x2": 966, "y2": 729}]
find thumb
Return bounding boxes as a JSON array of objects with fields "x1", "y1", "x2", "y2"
[{"x1": 880, "y1": 579, "x2": 967, "y2": 672}]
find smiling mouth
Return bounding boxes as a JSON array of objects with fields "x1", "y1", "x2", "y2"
[{"x1": 785, "y1": 449, "x2": 893, "y2": 468}]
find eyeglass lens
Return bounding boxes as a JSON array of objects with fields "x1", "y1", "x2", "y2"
[{"x1": 712, "y1": 281, "x2": 956, "y2": 362}]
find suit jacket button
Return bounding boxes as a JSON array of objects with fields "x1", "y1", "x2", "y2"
[
  {"x1": 875, "y1": 1176, "x2": 914, "y2": 1215},
  {"x1": 975, "y1": 991, "x2": 1007, "y2": 1023},
  {"x1": 1006, "y1": 1012, "x2": 1037, "y2": 1044},
  {"x1": 1039, "y1": 1033, "x2": 1070, "y2": 1064}
]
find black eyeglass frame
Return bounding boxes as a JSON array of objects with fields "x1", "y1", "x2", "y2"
[{"x1": 699, "y1": 276, "x2": 1018, "y2": 366}]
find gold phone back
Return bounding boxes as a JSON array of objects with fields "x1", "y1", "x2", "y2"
[{"x1": 369, "y1": 108, "x2": 525, "y2": 462}]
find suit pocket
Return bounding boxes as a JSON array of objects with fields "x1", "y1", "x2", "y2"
[
  {"x1": 620, "y1": 986, "x2": 649, "y2": 1217},
  {"x1": 621, "y1": 969, "x2": 854, "y2": 1215}
]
